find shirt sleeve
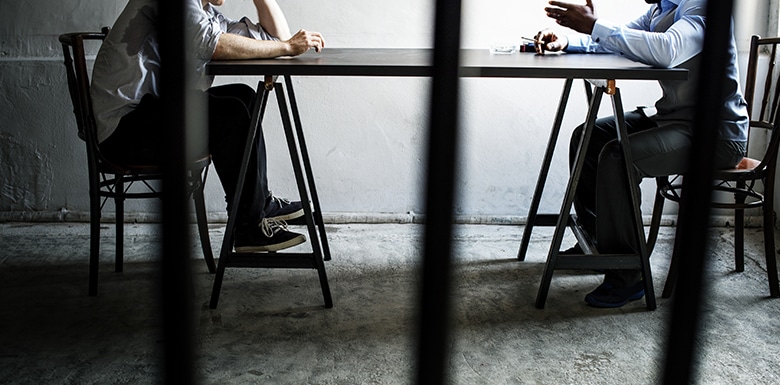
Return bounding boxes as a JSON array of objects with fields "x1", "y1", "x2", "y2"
[
  {"x1": 185, "y1": 0, "x2": 221, "y2": 61},
  {"x1": 184, "y1": 0, "x2": 223, "y2": 90},
  {"x1": 566, "y1": 0, "x2": 706, "y2": 68},
  {"x1": 208, "y1": 5, "x2": 277, "y2": 40}
]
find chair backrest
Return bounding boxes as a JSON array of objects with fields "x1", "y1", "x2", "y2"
[
  {"x1": 59, "y1": 28, "x2": 109, "y2": 144},
  {"x1": 741, "y1": 35, "x2": 780, "y2": 175}
]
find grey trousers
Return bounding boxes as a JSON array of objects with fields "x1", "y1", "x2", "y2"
[{"x1": 569, "y1": 110, "x2": 745, "y2": 287}]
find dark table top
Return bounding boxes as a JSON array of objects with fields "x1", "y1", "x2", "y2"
[{"x1": 207, "y1": 48, "x2": 688, "y2": 81}]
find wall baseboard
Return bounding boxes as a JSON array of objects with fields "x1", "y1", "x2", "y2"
[{"x1": 0, "y1": 210, "x2": 768, "y2": 228}]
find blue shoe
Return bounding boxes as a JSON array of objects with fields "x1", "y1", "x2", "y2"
[{"x1": 584, "y1": 281, "x2": 645, "y2": 308}]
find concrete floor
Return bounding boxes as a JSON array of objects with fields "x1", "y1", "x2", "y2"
[{"x1": 1, "y1": 221, "x2": 779, "y2": 384}]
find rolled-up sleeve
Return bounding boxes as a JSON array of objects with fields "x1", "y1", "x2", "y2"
[{"x1": 186, "y1": 0, "x2": 221, "y2": 89}]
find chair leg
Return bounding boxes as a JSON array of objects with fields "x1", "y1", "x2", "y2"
[
  {"x1": 193, "y1": 178, "x2": 216, "y2": 274},
  {"x1": 652, "y1": 176, "x2": 679, "y2": 298},
  {"x1": 662, "y1": 247, "x2": 679, "y2": 298},
  {"x1": 735, "y1": 182, "x2": 746, "y2": 272},
  {"x1": 646, "y1": 178, "x2": 667, "y2": 255},
  {"x1": 89, "y1": 192, "x2": 101, "y2": 296},
  {"x1": 763, "y1": 197, "x2": 780, "y2": 298},
  {"x1": 115, "y1": 179, "x2": 124, "y2": 273}
]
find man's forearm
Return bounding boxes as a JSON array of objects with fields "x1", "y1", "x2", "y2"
[
  {"x1": 254, "y1": 0, "x2": 292, "y2": 40},
  {"x1": 212, "y1": 32, "x2": 291, "y2": 59}
]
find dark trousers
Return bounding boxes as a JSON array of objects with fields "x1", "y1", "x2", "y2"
[
  {"x1": 570, "y1": 110, "x2": 744, "y2": 287},
  {"x1": 100, "y1": 84, "x2": 269, "y2": 228}
]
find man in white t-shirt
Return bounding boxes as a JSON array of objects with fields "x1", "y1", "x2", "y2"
[{"x1": 91, "y1": 0, "x2": 325, "y2": 252}]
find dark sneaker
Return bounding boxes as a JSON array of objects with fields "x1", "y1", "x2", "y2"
[
  {"x1": 235, "y1": 218, "x2": 306, "y2": 252},
  {"x1": 560, "y1": 244, "x2": 584, "y2": 255},
  {"x1": 584, "y1": 281, "x2": 645, "y2": 308},
  {"x1": 264, "y1": 194, "x2": 304, "y2": 222},
  {"x1": 560, "y1": 244, "x2": 605, "y2": 274}
]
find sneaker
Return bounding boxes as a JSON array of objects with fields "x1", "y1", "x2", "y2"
[
  {"x1": 560, "y1": 244, "x2": 584, "y2": 255},
  {"x1": 584, "y1": 281, "x2": 645, "y2": 308},
  {"x1": 235, "y1": 218, "x2": 306, "y2": 252},
  {"x1": 560, "y1": 244, "x2": 606, "y2": 274},
  {"x1": 264, "y1": 194, "x2": 304, "y2": 222}
]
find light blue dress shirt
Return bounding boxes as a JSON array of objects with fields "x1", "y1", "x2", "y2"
[{"x1": 565, "y1": 0, "x2": 748, "y2": 142}]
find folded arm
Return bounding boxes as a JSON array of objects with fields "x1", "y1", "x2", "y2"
[{"x1": 253, "y1": 0, "x2": 292, "y2": 41}]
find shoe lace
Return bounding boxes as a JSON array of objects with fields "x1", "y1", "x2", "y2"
[
  {"x1": 260, "y1": 217, "x2": 289, "y2": 238},
  {"x1": 269, "y1": 193, "x2": 291, "y2": 208}
]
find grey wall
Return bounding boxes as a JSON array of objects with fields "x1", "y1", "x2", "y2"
[{"x1": 0, "y1": 0, "x2": 772, "y2": 223}]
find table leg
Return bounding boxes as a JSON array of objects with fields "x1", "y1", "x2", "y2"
[
  {"x1": 283, "y1": 76, "x2": 332, "y2": 262},
  {"x1": 534, "y1": 84, "x2": 656, "y2": 311},
  {"x1": 611, "y1": 89, "x2": 656, "y2": 310},
  {"x1": 274, "y1": 79, "x2": 333, "y2": 308},
  {"x1": 209, "y1": 78, "x2": 333, "y2": 309},
  {"x1": 210, "y1": 80, "x2": 271, "y2": 309},
  {"x1": 518, "y1": 78, "x2": 574, "y2": 261},
  {"x1": 535, "y1": 85, "x2": 605, "y2": 309}
]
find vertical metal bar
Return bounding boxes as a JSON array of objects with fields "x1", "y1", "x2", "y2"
[
  {"x1": 662, "y1": 1, "x2": 734, "y2": 384},
  {"x1": 416, "y1": 0, "x2": 462, "y2": 383},
  {"x1": 159, "y1": 0, "x2": 195, "y2": 383}
]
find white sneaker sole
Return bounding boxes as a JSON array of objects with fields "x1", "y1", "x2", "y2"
[
  {"x1": 235, "y1": 234, "x2": 306, "y2": 253},
  {"x1": 266, "y1": 209, "x2": 304, "y2": 222}
]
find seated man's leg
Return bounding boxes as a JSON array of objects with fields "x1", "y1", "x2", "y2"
[
  {"x1": 207, "y1": 83, "x2": 304, "y2": 252},
  {"x1": 567, "y1": 111, "x2": 655, "y2": 248},
  {"x1": 99, "y1": 94, "x2": 166, "y2": 165},
  {"x1": 587, "y1": 122, "x2": 693, "y2": 307}
]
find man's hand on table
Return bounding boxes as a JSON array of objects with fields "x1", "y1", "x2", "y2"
[
  {"x1": 285, "y1": 29, "x2": 325, "y2": 56},
  {"x1": 534, "y1": 30, "x2": 569, "y2": 55}
]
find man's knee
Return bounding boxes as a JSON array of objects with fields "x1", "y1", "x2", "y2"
[
  {"x1": 569, "y1": 123, "x2": 586, "y2": 162},
  {"x1": 570, "y1": 124, "x2": 585, "y2": 147},
  {"x1": 601, "y1": 140, "x2": 623, "y2": 161}
]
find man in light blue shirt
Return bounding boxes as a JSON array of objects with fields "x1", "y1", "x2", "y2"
[{"x1": 534, "y1": 0, "x2": 748, "y2": 307}]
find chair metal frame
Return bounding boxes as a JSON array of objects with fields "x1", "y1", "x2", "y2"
[
  {"x1": 59, "y1": 28, "x2": 216, "y2": 296},
  {"x1": 647, "y1": 35, "x2": 780, "y2": 298}
]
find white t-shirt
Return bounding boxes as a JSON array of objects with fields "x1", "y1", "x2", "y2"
[{"x1": 90, "y1": 0, "x2": 276, "y2": 143}]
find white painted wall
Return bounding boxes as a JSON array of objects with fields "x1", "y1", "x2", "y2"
[{"x1": 0, "y1": 0, "x2": 773, "y2": 223}]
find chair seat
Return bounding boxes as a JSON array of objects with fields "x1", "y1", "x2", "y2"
[
  {"x1": 100, "y1": 154, "x2": 211, "y2": 175},
  {"x1": 736, "y1": 157, "x2": 761, "y2": 170},
  {"x1": 711, "y1": 157, "x2": 762, "y2": 179}
]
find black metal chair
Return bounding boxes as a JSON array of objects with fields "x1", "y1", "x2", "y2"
[
  {"x1": 646, "y1": 35, "x2": 780, "y2": 299},
  {"x1": 59, "y1": 28, "x2": 216, "y2": 296}
]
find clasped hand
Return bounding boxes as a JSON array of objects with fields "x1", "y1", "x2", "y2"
[{"x1": 286, "y1": 29, "x2": 325, "y2": 56}]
